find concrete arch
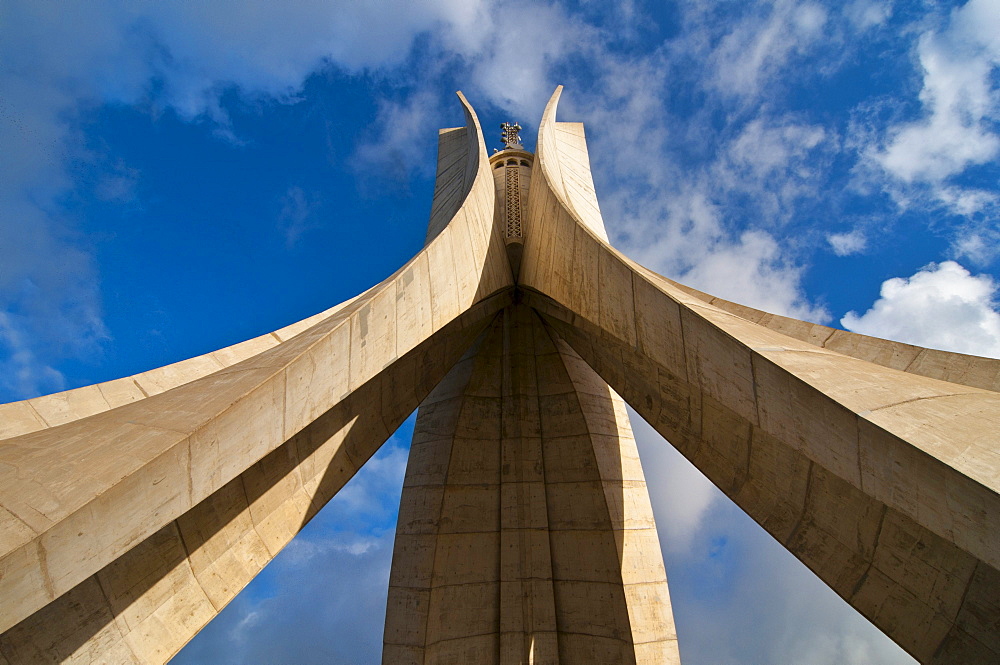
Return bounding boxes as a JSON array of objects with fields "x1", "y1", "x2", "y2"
[
  {"x1": 520, "y1": 86, "x2": 1000, "y2": 663},
  {"x1": 0, "y1": 92, "x2": 513, "y2": 663}
]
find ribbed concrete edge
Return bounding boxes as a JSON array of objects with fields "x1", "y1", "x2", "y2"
[
  {"x1": 647, "y1": 270, "x2": 1000, "y2": 393},
  {"x1": 383, "y1": 305, "x2": 680, "y2": 664},
  {"x1": 0, "y1": 90, "x2": 514, "y2": 663},
  {"x1": 520, "y1": 86, "x2": 1000, "y2": 664}
]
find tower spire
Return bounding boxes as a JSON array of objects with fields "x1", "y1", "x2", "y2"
[{"x1": 500, "y1": 121, "x2": 523, "y2": 149}]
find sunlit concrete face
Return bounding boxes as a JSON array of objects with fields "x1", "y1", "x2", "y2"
[
  {"x1": 0, "y1": 87, "x2": 998, "y2": 665},
  {"x1": 382, "y1": 140, "x2": 678, "y2": 665},
  {"x1": 520, "y1": 87, "x2": 1000, "y2": 664},
  {"x1": 0, "y1": 93, "x2": 514, "y2": 664}
]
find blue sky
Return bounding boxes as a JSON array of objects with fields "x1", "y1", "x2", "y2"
[{"x1": 3, "y1": 0, "x2": 1000, "y2": 662}]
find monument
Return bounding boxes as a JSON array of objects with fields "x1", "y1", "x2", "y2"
[{"x1": 0, "y1": 87, "x2": 997, "y2": 664}]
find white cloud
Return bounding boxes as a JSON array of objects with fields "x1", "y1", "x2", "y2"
[
  {"x1": 324, "y1": 438, "x2": 409, "y2": 525},
  {"x1": 605, "y1": 178, "x2": 828, "y2": 322},
  {"x1": 727, "y1": 118, "x2": 826, "y2": 181},
  {"x1": 933, "y1": 185, "x2": 999, "y2": 218},
  {"x1": 0, "y1": 313, "x2": 69, "y2": 399},
  {"x1": 334, "y1": 539, "x2": 378, "y2": 556},
  {"x1": 842, "y1": 261, "x2": 1000, "y2": 357},
  {"x1": 576, "y1": 91, "x2": 829, "y2": 321},
  {"x1": 540, "y1": 50, "x2": 831, "y2": 324},
  {"x1": 228, "y1": 609, "x2": 262, "y2": 643},
  {"x1": 354, "y1": 91, "x2": 443, "y2": 182},
  {"x1": 0, "y1": 201, "x2": 107, "y2": 399},
  {"x1": 872, "y1": 0, "x2": 1000, "y2": 195},
  {"x1": 678, "y1": 229, "x2": 829, "y2": 323},
  {"x1": 827, "y1": 229, "x2": 867, "y2": 256},
  {"x1": 467, "y1": 2, "x2": 596, "y2": 119},
  {"x1": 717, "y1": 116, "x2": 831, "y2": 223},
  {"x1": 952, "y1": 228, "x2": 1000, "y2": 266},
  {"x1": 122, "y1": 1, "x2": 495, "y2": 118}
]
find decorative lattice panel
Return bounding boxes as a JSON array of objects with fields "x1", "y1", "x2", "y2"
[{"x1": 505, "y1": 164, "x2": 522, "y2": 239}]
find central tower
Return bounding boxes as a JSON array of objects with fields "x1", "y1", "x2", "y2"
[{"x1": 382, "y1": 131, "x2": 680, "y2": 663}]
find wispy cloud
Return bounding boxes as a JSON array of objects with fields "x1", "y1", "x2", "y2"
[
  {"x1": 952, "y1": 227, "x2": 1000, "y2": 266},
  {"x1": 829, "y1": 0, "x2": 1000, "y2": 274},
  {"x1": 466, "y1": 1, "x2": 598, "y2": 119},
  {"x1": 277, "y1": 186, "x2": 321, "y2": 248},
  {"x1": 629, "y1": 409, "x2": 718, "y2": 554},
  {"x1": 708, "y1": 0, "x2": 830, "y2": 100},
  {"x1": 0, "y1": 312, "x2": 69, "y2": 399},
  {"x1": 0, "y1": 201, "x2": 107, "y2": 399},
  {"x1": 323, "y1": 438, "x2": 409, "y2": 529},
  {"x1": 551, "y1": 58, "x2": 833, "y2": 320},
  {"x1": 353, "y1": 90, "x2": 443, "y2": 183},
  {"x1": 844, "y1": 0, "x2": 892, "y2": 31}
]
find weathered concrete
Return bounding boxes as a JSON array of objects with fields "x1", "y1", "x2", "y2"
[
  {"x1": 384, "y1": 304, "x2": 679, "y2": 664},
  {"x1": 0, "y1": 92, "x2": 513, "y2": 663},
  {"x1": 381, "y1": 146, "x2": 679, "y2": 664},
  {"x1": 0, "y1": 85, "x2": 997, "y2": 665},
  {"x1": 520, "y1": 86, "x2": 1000, "y2": 663}
]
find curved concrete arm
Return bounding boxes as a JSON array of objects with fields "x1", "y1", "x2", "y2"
[
  {"x1": 663, "y1": 279, "x2": 1000, "y2": 392},
  {"x1": 4, "y1": 85, "x2": 998, "y2": 665},
  {"x1": 0, "y1": 289, "x2": 371, "y2": 440},
  {"x1": 520, "y1": 86, "x2": 1000, "y2": 663},
  {"x1": 0, "y1": 91, "x2": 513, "y2": 663}
]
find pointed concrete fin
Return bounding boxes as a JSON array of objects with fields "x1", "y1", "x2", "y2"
[
  {"x1": 662, "y1": 276, "x2": 1000, "y2": 391},
  {"x1": 522, "y1": 86, "x2": 1000, "y2": 664},
  {"x1": 536, "y1": 85, "x2": 609, "y2": 243},
  {"x1": 0, "y1": 92, "x2": 514, "y2": 663},
  {"x1": 425, "y1": 91, "x2": 491, "y2": 245}
]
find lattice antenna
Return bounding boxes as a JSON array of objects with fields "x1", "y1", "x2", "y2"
[{"x1": 500, "y1": 121, "x2": 523, "y2": 150}]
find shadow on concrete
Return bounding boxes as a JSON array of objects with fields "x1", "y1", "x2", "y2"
[
  {"x1": 383, "y1": 301, "x2": 633, "y2": 658},
  {"x1": 0, "y1": 286, "x2": 510, "y2": 664}
]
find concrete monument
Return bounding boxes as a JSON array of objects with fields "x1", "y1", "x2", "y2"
[{"x1": 0, "y1": 88, "x2": 997, "y2": 664}]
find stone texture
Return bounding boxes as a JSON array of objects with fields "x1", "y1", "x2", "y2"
[
  {"x1": 0, "y1": 91, "x2": 511, "y2": 664},
  {"x1": 519, "y1": 86, "x2": 1000, "y2": 663},
  {"x1": 384, "y1": 306, "x2": 679, "y2": 664},
  {"x1": 1, "y1": 85, "x2": 997, "y2": 665}
]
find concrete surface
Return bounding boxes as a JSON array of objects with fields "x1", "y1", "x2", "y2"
[
  {"x1": 519, "y1": 86, "x2": 1000, "y2": 664},
  {"x1": 0, "y1": 86, "x2": 997, "y2": 664}
]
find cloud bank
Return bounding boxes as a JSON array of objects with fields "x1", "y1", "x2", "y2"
[{"x1": 843, "y1": 260, "x2": 1000, "y2": 357}]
